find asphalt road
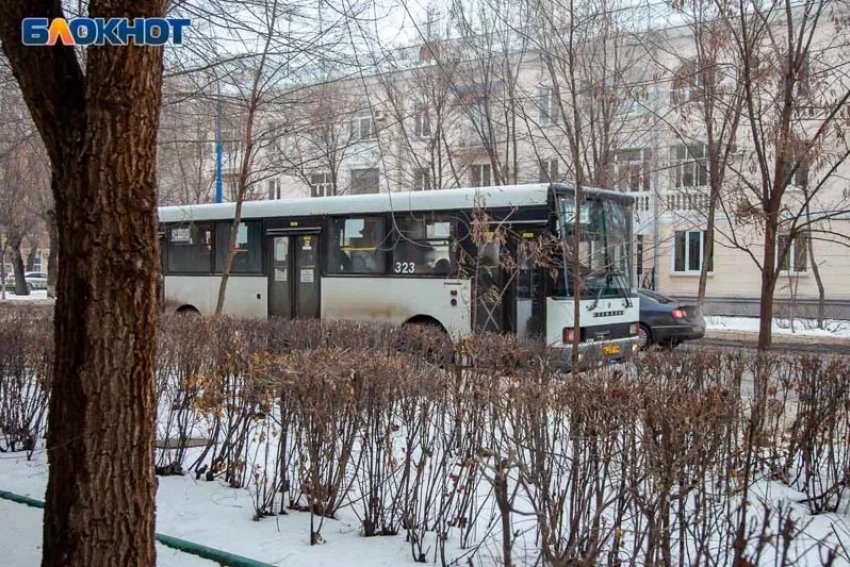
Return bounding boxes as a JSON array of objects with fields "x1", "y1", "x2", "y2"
[{"x1": 686, "y1": 336, "x2": 850, "y2": 355}]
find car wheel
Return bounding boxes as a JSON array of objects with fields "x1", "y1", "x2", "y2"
[
  {"x1": 638, "y1": 323, "x2": 652, "y2": 350},
  {"x1": 26, "y1": 282, "x2": 33, "y2": 293}
]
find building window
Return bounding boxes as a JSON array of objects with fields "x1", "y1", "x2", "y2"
[
  {"x1": 221, "y1": 121, "x2": 242, "y2": 154},
  {"x1": 310, "y1": 172, "x2": 335, "y2": 197},
  {"x1": 469, "y1": 98, "x2": 487, "y2": 132},
  {"x1": 539, "y1": 86, "x2": 557, "y2": 125},
  {"x1": 351, "y1": 109, "x2": 376, "y2": 142},
  {"x1": 616, "y1": 148, "x2": 651, "y2": 192},
  {"x1": 413, "y1": 105, "x2": 431, "y2": 138},
  {"x1": 671, "y1": 61, "x2": 706, "y2": 105},
  {"x1": 268, "y1": 179, "x2": 281, "y2": 200},
  {"x1": 350, "y1": 168, "x2": 379, "y2": 195},
  {"x1": 413, "y1": 168, "x2": 431, "y2": 191},
  {"x1": 539, "y1": 159, "x2": 559, "y2": 183},
  {"x1": 166, "y1": 223, "x2": 213, "y2": 273},
  {"x1": 470, "y1": 164, "x2": 491, "y2": 187},
  {"x1": 328, "y1": 216, "x2": 387, "y2": 274},
  {"x1": 620, "y1": 84, "x2": 650, "y2": 116},
  {"x1": 777, "y1": 233, "x2": 808, "y2": 273},
  {"x1": 783, "y1": 161, "x2": 809, "y2": 188},
  {"x1": 671, "y1": 144, "x2": 708, "y2": 188},
  {"x1": 673, "y1": 230, "x2": 713, "y2": 273},
  {"x1": 214, "y1": 221, "x2": 262, "y2": 273},
  {"x1": 222, "y1": 173, "x2": 240, "y2": 201},
  {"x1": 392, "y1": 215, "x2": 454, "y2": 275}
]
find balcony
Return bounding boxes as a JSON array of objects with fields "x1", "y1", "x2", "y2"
[{"x1": 666, "y1": 190, "x2": 709, "y2": 213}]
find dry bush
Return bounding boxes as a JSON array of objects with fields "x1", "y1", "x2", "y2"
[
  {"x1": 155, "y1": 314, "x2": 217, "y2": 474},
  {"x1": 771, "y1": 355, "x2": 850, "y2": 514},
  {"x1": 0, "y1": 310, "x2": 52, "y2": 457},
  {"x1": 2, "y1": 308, "x2": 850, "y2": 565}
]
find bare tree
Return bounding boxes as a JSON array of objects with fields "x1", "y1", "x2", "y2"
[
  {"x1": 640, "y1": 0, "x2": 747, "y2": 310},
  {"x1": 715, "y1": 0, "x2": 850, "y2": 350},
  {"x1": 273, "y1": 80, "x2": 364, "y2": 196},
  {"x1": 523, "y1": 0, "x2": 645, "y2": 367},
  {"x1": 0, "y1": 140, "x2": 47, "y2": 296},
  {"x1": 158, "y1": 78, "x2": 217, "y2": 205},
  {"x1": 165, "y1": 0, "x2": 358, "y2": 314},
  {"x1": 0, "y1": 1, "x2": 166, "y2": 566}
]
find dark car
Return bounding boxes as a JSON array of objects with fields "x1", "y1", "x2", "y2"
[{"x1": 637, "y1": 288, "x2": 705, "y2": 349}]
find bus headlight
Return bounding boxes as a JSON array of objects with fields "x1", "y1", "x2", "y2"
[
  {"x1": 562, "y1": 328, "x2": 575, "y2": 343},
  {"x1": 629, "y1": 323, "x2": 638, "y2": 336}
]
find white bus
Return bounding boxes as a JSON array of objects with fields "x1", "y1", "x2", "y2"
[{"x1": 158, "y1": 183, "x2": 640, "y2": 365}]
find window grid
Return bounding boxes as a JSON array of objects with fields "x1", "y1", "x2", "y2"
[
  {"x1": 539, "y1": 86, "x2": 557, "y2": 125},
  {"x1": 616, "y1": 148, "x2": 651, "y2": 192},
  {"x1": 470, "y1": 164, "x2": 492, "y2": 187},
  {"x1": 538, "y1": 159, "x2": 559, "y2": 183},
  {"x1": 671, "y1": 144, "x2": 708, "y2": 188},
  {"x1": 310, "y1": 172, "x2": 335, "y2": 197},
  {"x1": 673, "y1": 229, "x2": 713, "y2": 274},
  {"x1": 777, "y1": 233, "x2": 808, "y2": 273}
]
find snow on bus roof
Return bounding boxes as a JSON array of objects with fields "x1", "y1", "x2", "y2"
[{"x1": 157, "y1": 183, "x2": 630, "y2": 224}]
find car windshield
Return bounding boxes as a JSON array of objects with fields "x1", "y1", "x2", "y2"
[{"x1": 556, "y1": 193, "x2": 635, "y2": 301}]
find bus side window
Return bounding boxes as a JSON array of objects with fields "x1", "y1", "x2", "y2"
[
  {"x1": 392, "y1": 216, "x2": 455, "y2": 275},
  {"x1": 166, "y1": 222, "x2": 213, "y2": 273},
  {"x1": 330, "y1": 216, "x2": 387, "y2": 274}
]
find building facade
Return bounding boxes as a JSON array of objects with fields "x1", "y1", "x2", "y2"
[{"x1": 160, "y1": 2, "x2": 850, "y2": 317}]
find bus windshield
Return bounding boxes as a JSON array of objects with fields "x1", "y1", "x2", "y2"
[{"x1": 557, "y1": 194, "x2": 634, "y2": 301}]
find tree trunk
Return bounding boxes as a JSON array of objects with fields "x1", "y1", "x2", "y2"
[
  {"x1": 757, "y1": 243, "x2": 778, "y2": 351},
  {"x1": 46, "y1": 209, "x2": 58, "y2": 299},
  {"x1": 26, "y1": 245, "x2": 38, "y2": 271},
  {"x1": 807, "y1": 233, "x2": 825, "y2": 328},
  {"x1": 696, "y1": 205, "x2": 715, "y2": 311},
  {"x1": 0, "y1": 241, "x2": 7, "y2": 300},
  {"x1": 0, "y1": 2, "x2": 165, "y2": 566},
  {"x1": 214, "y1": 12, "x2": 275, "y2": 315},
  {"x1": 10, "y1": 236, "x2": 28, "y2": 296}
]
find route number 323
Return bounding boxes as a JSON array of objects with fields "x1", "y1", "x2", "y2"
[{"x1": 394, "y1": 262, "x2": 416, "y2": 274}]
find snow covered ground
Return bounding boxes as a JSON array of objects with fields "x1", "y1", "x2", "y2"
[
  {"x1": 0, "y1": 499, "x2": 219, "y2": 567},
  {"x1": 0, "y1": 451, "x2": 412, "y2": 567},
  {"x1": 0, "y1": 290, "x2": 50, "y2": 302},
  {"x1": 2, "y1": 447, "x2": 848, "y2": 567},
  {"x1": 706, "y1": 315, "x2": 850, "y2": 338}
]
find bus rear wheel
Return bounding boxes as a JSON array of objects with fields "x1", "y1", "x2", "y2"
[{"x1": 401, "y1": 317, "x2": 450, "y2": 364}]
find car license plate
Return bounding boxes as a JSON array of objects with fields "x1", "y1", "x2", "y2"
[{"x1": 602, "y1": 344, "x2": 620, "y2": 356}]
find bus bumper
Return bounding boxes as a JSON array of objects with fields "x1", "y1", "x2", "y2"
[{"x1": 557, "y1": 335, "x2": 641, "y2": 371}]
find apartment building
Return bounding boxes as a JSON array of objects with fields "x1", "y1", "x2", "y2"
[{"x1": 161, "y1": 2, "x2": 850, "y2": 317}]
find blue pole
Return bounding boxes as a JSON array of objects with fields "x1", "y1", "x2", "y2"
[{"x1": 215, "y1": 99, "x2": 223, "y2": 203}]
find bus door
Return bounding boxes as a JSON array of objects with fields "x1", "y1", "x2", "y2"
[
  {"x1": 508, "y1": 228, "x2": 547, "y2": 339},
  {"x1": 268, "y1": 230, "x2": 320, "y2": 319}
]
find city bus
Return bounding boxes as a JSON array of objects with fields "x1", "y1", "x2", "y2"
[{"x1": 157, "y1": 183, "x2": 640, "y2": 365}]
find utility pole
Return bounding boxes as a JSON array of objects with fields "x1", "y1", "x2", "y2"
[
  {"x1": 215, "y1": 96, "x2": 223, "y2": 203},
  {"x1": 648, "y1": 1, "x2": 660, "y2": 291}
]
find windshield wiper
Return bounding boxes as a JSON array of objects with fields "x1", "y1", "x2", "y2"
[
  {"x1": 613, "y1": 273, "x2": 632, "y2": 308},
  {"x1": 587, "y1": 268, "x2": 632, "y2": 310}
]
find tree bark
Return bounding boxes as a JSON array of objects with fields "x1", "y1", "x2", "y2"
[
  {"x1": 0, "y1": 1, "x2": 165, "y2": 566},
  {"x1": 46, "y1": 209, "x2": 58, "y2": 299},
  {"x1": 26, "y1": 245, "x2": 38, "y2": 272},
  {"x1": 757, "y1": 224, "x2": 779, "y2": 351},
  {"x1": 10, "y1": 235, "x2": 28, "y2": 296}
]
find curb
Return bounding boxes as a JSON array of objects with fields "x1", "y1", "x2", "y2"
[{"x1": 0, "y1": 490, "x2": 277, "y2": 567}]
